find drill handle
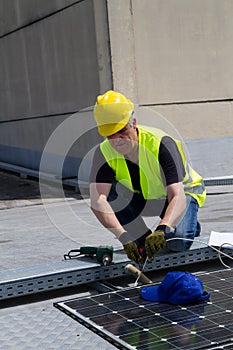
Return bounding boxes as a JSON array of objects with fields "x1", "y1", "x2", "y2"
[
  {"x1": 64, "y1": 249, "x2": 81, "y2": 260},
  {"x1": 64, "y1": 246, "x2": 99, "y2": 260}
]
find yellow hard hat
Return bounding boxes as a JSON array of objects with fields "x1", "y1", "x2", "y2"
[{"x1": 94, "y1": 90, "x2": 134, "y2": 136}]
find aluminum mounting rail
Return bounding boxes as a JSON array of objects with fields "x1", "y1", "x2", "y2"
[{"x1": 1, "y1": 246, "x2": 232, "y2": 301}]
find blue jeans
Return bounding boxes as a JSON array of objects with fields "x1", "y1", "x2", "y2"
[
  {"x1": 108, "y1": 183, "x2": 201, "y2": 252},
  {"x1": 166, "y1": 195, "x2": 201, "y2": 251}
]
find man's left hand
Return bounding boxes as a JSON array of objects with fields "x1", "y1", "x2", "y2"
[{"x1": 145, "y1": 225, "x2": 172, "y2": 260}]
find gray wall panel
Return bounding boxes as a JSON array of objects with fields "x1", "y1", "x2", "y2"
[
  {"x1": 0, "y1": 0, "x2": 100, "y2": 120},
  {"x1": 0, "y1": 0, "x2": 77, "y2": 35},
  {"x1": 0, "y1": 0, "x2": 111, "y2": 175},
  {"x1": 1, "y1": 33, "x2": 33, "y2": 118},
  {"x1": 108, "y1": 0, "x2": 233, "y2": 139},
  {"x1": 136, "y1": 101, "x2": 233, "y2": 140},
  {"x1": 107, "y1": 0, "x2": 137, "y2": 101},
  {"x1": 0, "y1": 115, "x2": 69, "y2": 150},
  {"x1": 151, "y1": 101, "x2": 233, "y2": 140},
  {"x1": 132, "y1": 0, "x2": 233, "y2": 104}
]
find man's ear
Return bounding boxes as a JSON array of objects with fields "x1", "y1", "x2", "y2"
[{"x1": 133, "y1": 117, "x2": 137, "y2": 128}]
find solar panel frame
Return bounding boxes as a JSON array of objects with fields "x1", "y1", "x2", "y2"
[{"x1": 54, "y1": 268, "x2": 233, "y2": 350}]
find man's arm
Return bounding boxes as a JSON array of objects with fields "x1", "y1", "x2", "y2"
[
  {"x1": 89, "y1": 147, "x2": 125, "y2": 236},
  {"x1": 159, "y1": 182, "x2": 186, "y2": 229},
  {"x1": 89, "y1": 182, "x2": 125, "y2": 238},
  {"x1": 158, "y1": 136, "x2": 186, "y2": 229},
  {"x1": 90, "y1": 182, "x2": 145, "y2": 264}
]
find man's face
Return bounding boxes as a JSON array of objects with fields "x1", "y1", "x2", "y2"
[{"x1": 107, "y1": 118, "x2": 138, "y2": 157}]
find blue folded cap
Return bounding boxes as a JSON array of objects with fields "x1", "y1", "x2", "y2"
[{"x1": 141, "y1": 272, "x2": 210, "y2": 305}]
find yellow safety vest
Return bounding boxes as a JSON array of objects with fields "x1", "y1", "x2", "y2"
[{"x1": 100, "y1": 126, "x2": 206, "y2": 207}]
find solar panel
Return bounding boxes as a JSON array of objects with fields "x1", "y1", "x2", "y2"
[{"x1": 54, "y1": 268, "x2": 233, "y2": 350}]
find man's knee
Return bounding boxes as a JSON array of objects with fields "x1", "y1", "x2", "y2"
[
  {"x1": 166, "y1": 235, "x2": 193, "y2": 252},
  {"x1": 166, "y1": 226, "x2": 198, "y2": 251}
]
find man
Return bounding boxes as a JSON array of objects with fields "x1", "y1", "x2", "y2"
[{"x1": 89, "y1": 90, "x2": 206, "y2": 264}]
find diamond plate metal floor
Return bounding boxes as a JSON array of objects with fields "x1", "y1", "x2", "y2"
[{"x1": 0, "y1": 291, "x2": 117, "y2": 350}]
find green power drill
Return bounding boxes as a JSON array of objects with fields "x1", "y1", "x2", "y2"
[{"x1": 64, "y1": 245, "x2": 113, "y2": 266}]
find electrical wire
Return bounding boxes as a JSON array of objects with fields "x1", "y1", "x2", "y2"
[
  {"x1": 134, "y1": 256, "x2": 149, "y2": 287},
  {"x1": 166, "y1": 237, "x2": 233, "y2": 269},
  {"x1": 218, "y1": 243, "x2": 233, "y2": 269}
]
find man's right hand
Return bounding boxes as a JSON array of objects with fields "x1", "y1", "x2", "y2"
[
  {"x1": 123, "y1": 241, "x2": 143, "y2": 264},
  {"x1": 118, "y1": 231, "x2": 143, "y2": 264}
]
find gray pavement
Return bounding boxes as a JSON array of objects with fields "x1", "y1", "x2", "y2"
[
  {"x1": 0, "y1": 171, "x2": 122, "y2": 270},
  {"x1": 0, "y1": 170, "x2": 233, "y2": 349}
]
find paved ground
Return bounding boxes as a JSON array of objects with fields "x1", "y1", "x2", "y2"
[
  {"x1": 0, "y1": 170, "x2": 122, "y2": 270},
  {"x1": 0, "y1": 169, "x2": 233, "y2": 349}
]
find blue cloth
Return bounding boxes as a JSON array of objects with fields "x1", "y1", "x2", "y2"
[{"x1": 141, "y1": 271, "x2": 210, "y2": 305}]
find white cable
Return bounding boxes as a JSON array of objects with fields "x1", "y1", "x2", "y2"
[
  {"x1": 165, "y1": 237, "x2": 233, "y2": 269},
  {"x1": 134, "y1": 256, "x2": 149, "y2": 287},
  {"x1": 218, "y1": 243, "x2": 233, "y2": 269}
]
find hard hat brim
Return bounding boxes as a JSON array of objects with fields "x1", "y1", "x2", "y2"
[{"x1": 97, "y1": 119, "x2": 129, "y2": 137}]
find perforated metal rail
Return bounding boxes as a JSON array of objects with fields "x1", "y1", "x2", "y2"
[{"x1": 1, "y1": 247, "x2": 232, "y2": 301}]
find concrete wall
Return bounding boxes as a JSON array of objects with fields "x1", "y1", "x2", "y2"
[
  {"x1": 0, "y1": 0, "x2": 111, "y2": 177},
  {"x1": 107, "y1": 0, "x2": 233, "y2": 139}
]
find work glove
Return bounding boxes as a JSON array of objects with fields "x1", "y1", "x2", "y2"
[
  {"x1": 118, "y1": 231, "x2": 151, "y2": 264},
  {"x1": 145, "y1": 225, "x2": 174, "y2": 261}
]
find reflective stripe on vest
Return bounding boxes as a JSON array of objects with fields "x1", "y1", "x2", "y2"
[{"x1": 100, "y1": 126, "x2": 206, "y2": 207}]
